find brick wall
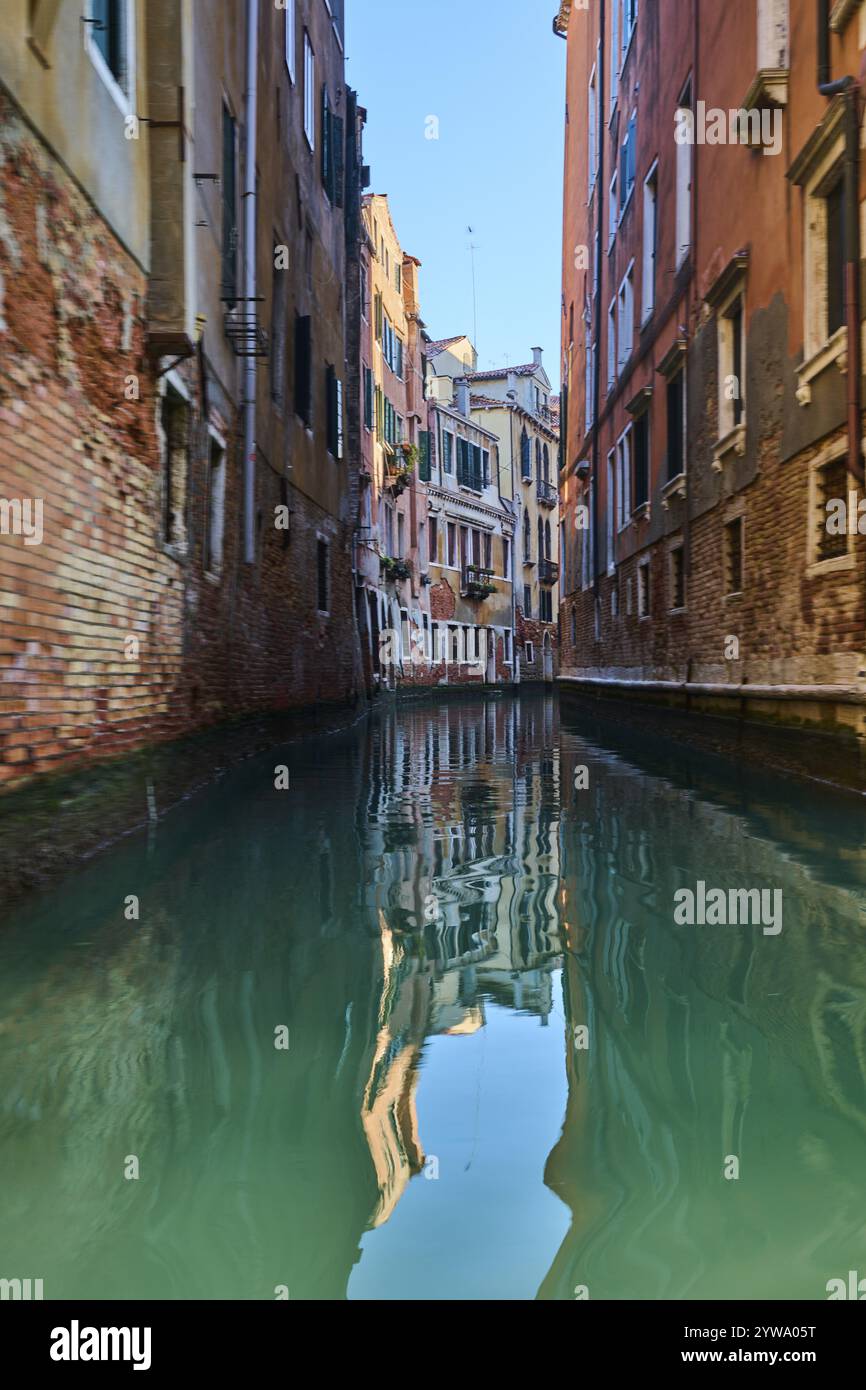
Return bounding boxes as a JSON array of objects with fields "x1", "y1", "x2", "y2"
[{"x1": 0, "y1": 96, "x2": 361, "y2": 792}]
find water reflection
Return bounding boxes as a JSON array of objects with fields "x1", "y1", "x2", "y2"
[{"x1": 0, "y1": 693, "x2": 864, "y2": 1300}]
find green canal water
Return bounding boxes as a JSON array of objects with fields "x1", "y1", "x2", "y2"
[{"x1": 1, "y1": 693, "x2": 865, "y2": 1300}]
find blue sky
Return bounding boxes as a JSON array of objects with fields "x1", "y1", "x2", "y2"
[{"x1": 345, "y1": 0, "x2": 566, "y2": 386}]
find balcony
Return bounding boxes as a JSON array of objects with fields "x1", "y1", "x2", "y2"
[
  {"x1": 461, "y1": 564, "x2": 496, "y2": 599},
  {"x1": 538, "y1": 558, "x2": 559, "y2": 585},
  {"x1": 536, "y1": 480, "x2": 557, "y2": 508},
  {"x1": 381, "y1": 556, "x2": 412, "y2": 584}
]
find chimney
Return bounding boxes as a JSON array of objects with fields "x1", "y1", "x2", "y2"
[
  {"x1": 456, "y1": 378, "x2": 470, "y2": 417},
  {"x1": 507, "y1": 370, "x2": 518, "y2": 398},
  {"x1": 532, "y1": 346, "x2": 543, "y2": 368}
]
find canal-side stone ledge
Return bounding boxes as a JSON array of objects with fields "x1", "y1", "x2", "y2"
[
  {"x1": 559, "y1": 675, "x2": 866, "y2": 795},
  {"x1": 0, "y1": 701, "x2": 367, "y2": 917}
]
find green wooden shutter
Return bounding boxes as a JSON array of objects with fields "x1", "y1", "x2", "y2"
[{"x1": 419, "y1": 430, "x2": 430, "y2": 482}]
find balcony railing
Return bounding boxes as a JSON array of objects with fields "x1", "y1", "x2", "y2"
[
  {"x1": 538, "y1": 558, "x2": 559, "y2": 585},
  {"x1": 461, "y1": 564, "x2": 496, "y2": 599},
  {"x1": 536, "y1": 480, "x2": 558, "y2": 508}
]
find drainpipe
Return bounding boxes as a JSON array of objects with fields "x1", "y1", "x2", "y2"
[
  {"x1": 817, "y1": 0, "x2": 864, "y2": 485},
  {"x1": 242, "y1": 0, "x2": 260, "y2": 563},
  {"x1": 590, "y1": 0, "x2": 606, "y2": 629}
]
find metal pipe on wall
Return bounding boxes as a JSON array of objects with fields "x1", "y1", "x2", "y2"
[{"x1": 242, "y1": 0, "x2": 259, "y2": 564}]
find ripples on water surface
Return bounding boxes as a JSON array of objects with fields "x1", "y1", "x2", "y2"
[{"x1": 1, "y1": 693, "x2": 865, "y2": 1300}]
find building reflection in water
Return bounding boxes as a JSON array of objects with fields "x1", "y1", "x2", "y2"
[
  {"x1": 543, "y1": 711, "x2": 866, "y2": 1301},
  {"x1": 1, "y1": 692, "x2": 865, "y2": 1300},
  {"x1": 357, "y1": 695, "x2": 563, "y2": 1231}
]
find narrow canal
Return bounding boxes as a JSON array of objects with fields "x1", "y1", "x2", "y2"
[{"x1": 1, "y1": 693, "x2": 865, "y2": 1301}]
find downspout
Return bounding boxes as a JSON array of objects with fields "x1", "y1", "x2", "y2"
[
  {"x1": 509, "y1": 405, "x2": 519, "y2": 685},
  {"x1": 590, "y1": 0, "x2": 606, "y2": 630},
  {"x1": 242, "y1": 0, "x2": 260, "y2": 564},
  {"x1": 817, "y1": 0, "x2": 864, "y2": 486}
]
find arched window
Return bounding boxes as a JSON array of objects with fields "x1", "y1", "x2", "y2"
[
  {"x1": 523, "y1": 509, "x2": 531, "y2": 558},
  {"x1": 545, "y1": 520, "x2": 552, "y2": 559},
  {"x1": 543, "y1": 444, "x2": 550, "y2": 483},
  {"x1": 520, "y1": 428, "x2": 530, "y2": 480},
  {"x1": 537, "y1": 516, "x2": 544, "y2": 561},
  {"x1": 535, "y1": 438, "x2": 542, "y2": 481}
]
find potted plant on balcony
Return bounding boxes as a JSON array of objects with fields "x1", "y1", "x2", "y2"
[
  {"x1": 386, "y1": 442, "x2": 417, "y2": 497},
  {"x1": 381, "y1": 555, "x2": 412, "y2": 583},
  {"x1": 463, "y1": 564, "x2": 496, "y2": 599}
]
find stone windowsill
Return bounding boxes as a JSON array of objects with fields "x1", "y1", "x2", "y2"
[
  {"x1": 830, "y1": 0, "x2": 861, "y2": 32},
  {"x1": 806, "y1": 550, "x2": 856, "y2": 578},
  {"x1": 742, "y1": 67, "x2": 789, "y2": 114},
  {"x1": 661, "y1": 472, "x2": 687, "y2": 508},
  {"x1": 712, "y1": 422, "x2": 746, "y2": 471},
  {"x1": 796, "y1": 326, "x2": 848, "y2": 405}
]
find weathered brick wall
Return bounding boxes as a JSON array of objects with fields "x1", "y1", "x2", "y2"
[
  {"x1": 561, "y1": 425, "x2": 866, "y2": 692},
  {"x1": 0, "y1": 96, "x2": 184, "y2": 789},
  {"x1": 0, "y1": 96, "x2": 362, "y2": 792}
]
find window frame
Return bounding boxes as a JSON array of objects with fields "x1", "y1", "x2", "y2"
[
  {"x1": 85, "y1": 0, "x2": 136, "y2": 116},
  {"x1": 303, "y1": 31, "x2": 316, "y2": 150}
]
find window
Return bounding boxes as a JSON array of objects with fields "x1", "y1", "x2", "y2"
[
  {"x1": 88, "y1": 0, "x2": 133, "y2": 107},
  {"x1": 667, "y1": 369, "x2": 685, "y2": 480},
  {"x1": 447, "y1": 521, "x2": 457, "y2": 568},
  {"x1": 609, "y1": 170, "x2": 619, "y2": 249},
  {"x1": 607, "y1": 300, "x2": 617, "y2": 391},
  {"x1": 585, "y1": 324, "x2": 595, "y2": 428},
  {"x1": 160, "y1": 384, "x2": 189, "y2": 551},
  {"x1": 617, "y1": 265, "x2": 634, "y2": 373},
  {"x1": 303, "y1": 33, "x2": 315, "y2": 148},
  {"x1": 520, "y1": 427, "x2": 531, "y2": 480},
  {"x1": 271, "y1": 239, "x2": 287, "y2": 407},
  {"x1": 364, "y1": 367, "x2": 374, "y2": 430},
  {"x1": 482, "y1": 449, "x2": 490, "y2": 487},
  {"x1": 430, "y1": 516, "x2": 439, "y2": 564},
  {"x1": 813, "y1": 456, "x2": 849, "y2": 565},
  {"x1": 670, "y1": 544, "x2": 685, "y2": 610},
  {"x1": 525, "y1": 641, "x2": 535, "y2": 664},
  {"x1": 317, "y1": 538, "x2": 329, "y2": 613},
  {"x1": 718, "y1": 291, "x2": 746, "y2": 439},
  {"x1": 638, "y1": 558, "x2": 650, "y2": 617},
  {"x1": 794, "y1": 130, "x2": 848, "y2": 366},
  {"x1": 321, "y1": 87, "x2": 344, "y2": 204},
  {"x1": 623, "y1": 0, "x2": 638, "y2": 52},
  {"x1": 610, "y1": 0, "x2": 620, "y2": 113},
  {"x1": 676, "y1": 85, "x2": 693, "y2": 265},
  {"x1": 825, "y1": 176, "x2": 845, "y2": 339},
  {"x1": 523, "y1": 509, "x2": 531, "y2": 560},
  {"x1": 606, "y1": 451, "x2": 616, "y2": 571},
  {"x1": 325, "y1": 365, "x2": 343, "y2": 458},
  {"x1": 383, "y1": 503, "x2": 394, "y2": 556},
  {"x1": 642, "y1": 163, "x2": 657, "y2": 324},
  {"x1": 285, "y1": 2, "x2": 296, "y2": 83},
  {"x1": 616, "y1": 429, "x2": 631, "y2": 530},
  {"x1": 620, "y1": 110, "x2": 637, "y2": 210},
  {"x1": 205, "y1": 435, "x2": 226, "y2": 575},
  {"x1": 221, "y1": 106, "x2": 238, "y2": 300},
  {"x1": 294, "y1": 314, "x2": 312, "y2": 424},
  {"x1": 570, "y1": 606, "x2": 577, "y2": 645},
  {"x1": 503, "y1": 536, "x2": 511, "y2": 578},
  {"x1": 633, "y1": 411, "x2": 649, "y2": 509},
  {"x1": 443, "y1": 431, "x2": 454, "y2": 475},
  {"x1": 397, "y1": 512, "x2": 405, "y2": 558},
  {"x1": 540, "y1": 590, "x2": 553, "y2": 623},
  {"x1": 724, "y1": 515, "x2": 745, "y2": 592},
  {"x1": 360, "y1": 266, "x2": 369, "y2": 319},
  {"x1": 524, "y1": 584, "x2": 532, "y2": 618}
]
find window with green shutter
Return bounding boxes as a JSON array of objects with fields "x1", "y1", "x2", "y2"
[{"x1": 419, "y1": 431, "x2": 430, "y2": 481}]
